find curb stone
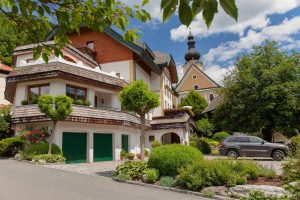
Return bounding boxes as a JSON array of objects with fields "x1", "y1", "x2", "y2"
[{"x1": 120, "y1": 180, "x2": 236, "y2": 200}]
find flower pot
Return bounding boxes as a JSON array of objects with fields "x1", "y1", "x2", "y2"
[{"x1": 120, "y1": 156, "x2": 125, "y2": 161}]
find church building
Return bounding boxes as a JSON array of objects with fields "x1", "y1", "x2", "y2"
[{"x1": 175, "y1": 32, "x2": 220, "y2": 104}]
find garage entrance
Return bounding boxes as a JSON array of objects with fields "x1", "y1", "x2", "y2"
[
  {"x1": 93, "y1": 133, "x2": 113, "y2": 162},
  {"x1": 62, "y1": 132, "x2": 87, "y2": 164}
]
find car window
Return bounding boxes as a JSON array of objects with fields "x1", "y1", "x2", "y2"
[
  {"x1": 227, "y1": 137, "x2": 249, "y2": 143},
  {"x1": 249, "y1": 137, "x2": 263, "y2": 143}
]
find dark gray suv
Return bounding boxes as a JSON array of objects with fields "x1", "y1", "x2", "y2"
[{"x1": 219, "y1": 136, "x2": 289, "y2": 161}]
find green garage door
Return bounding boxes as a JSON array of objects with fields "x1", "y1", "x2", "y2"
[
  {"x1": 94, "y1": 133, "x2": 113, "y2": 162},
  {"x1": 62, "y1": 132, "x2": 87, "y2": 164}
]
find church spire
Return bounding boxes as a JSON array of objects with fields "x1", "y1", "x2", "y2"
[{"x1": 184, "y1": 29, "x2": 200, "y2": 62}]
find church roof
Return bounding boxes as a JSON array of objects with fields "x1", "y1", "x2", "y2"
[{"x1": 184, "y1": 31, "x2": 200, "y2": 62}]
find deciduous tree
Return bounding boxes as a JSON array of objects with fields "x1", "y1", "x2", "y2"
[
  {"x1": 38, "y1": 95, "x2": 73, "y2": 154},
  {"x1": 213, "y1": 40, "x2": 300, "y2": 141},
  {"x1": 119, "y1": 80, "x2": 159, "y2": 160}
]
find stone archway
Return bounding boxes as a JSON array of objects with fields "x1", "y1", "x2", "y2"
[{"x1": 161, "y1": 132, "x2": 180, "y2": 144}]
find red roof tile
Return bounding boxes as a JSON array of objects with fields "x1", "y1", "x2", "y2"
[{"x1": 0, "y1": 63, "x2": 13, "y2": 72}]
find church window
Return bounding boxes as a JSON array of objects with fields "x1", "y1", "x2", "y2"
[
  {"x1": 192, "y1": 75, "x2": 197, "y2": 79},
  {"x1": 194, "y1": 85, "x2": 199, "y2": 90}
]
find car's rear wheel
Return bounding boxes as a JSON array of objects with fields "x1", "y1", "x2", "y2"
[
  {"x1": 227, "y1": 149, "x2": 238, "y2": 159},
  {"x1": 272, "y1": 150, "x2": 285, "y2": 161}
]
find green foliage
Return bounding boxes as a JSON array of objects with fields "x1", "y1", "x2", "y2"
[
  {"x1": 1, "y1": 0, "x2": 151, "y2": 63},
  {"x1": 32, "y1": 154, "x2": 66, "y2": 163},
  {"x1": 144, "y1": 149, "x2": 149, "y2": 157},
  {"x1": 113, "y1": 173, "x2": 132, "y2": 182},
  {"x1": 119, "y1": 80, "x2": 160, "y2": 115},
  {"x1": 258, "y1": 168, "x2": 276, "y2": 180},
  {"x1": 113, "y1": 161, "x2": 148, "y2": 179},
  {"x1": 179, "y1": 90, "x2": 208, "y2": 120},
  {"x1": 75, "y1": 99, "x2": 83, "y2": 105},
  {"x1": 120, "y1": 149, "x2": 126, "y2": 157},
  {"x1": 20, "y1": 143, "x2": 62, "y2": 160},
  {"x1": 0, "y1": 137, "x2": 25, "y2": 157},
  {"x1": 196, "y1": 118, "x2": 214, "y2": 137},
  {"x1": 83, "y1": 100, "x2": 91, "y2": 107},
  {"x1": 177, "y1": 160, "x2": 265, "y2": 191},
  {"x1": 161, "y1": 0, "x2": 238, "y2": 27},
  {"x1": 38, "y1": 95, "x2": 73, "y2": 122},
  {"x1": 189, "y1": 136, "x2": 212, "y2": 154},
  {"x1": 212, "y1": 132, "x2": 230, "y2": 142},
  {"x1": 21, "y1": 100, "x2": 29, "y2": 105},
  {"x1": 127, "y1": 152, "x2": 135, "y2": 160},
  {"x1": 213, "y1": 41, "x2": 300, "y2": 141},
  {"x1": 151, "y1": 140, "x2": 162, "y2": 148},
  {"x1": 0, "y1": 106, "x2": 13, "y2": 139},
  {"x1": 160, "y1": 176, "x2": 175, "y2": 187},
  {"x1": 142, "y1": 168, "x2": 159, "y2": 183},
  {"x1": 290, "y1": 134, "x2": 300, "y2": 154},
  {"x1": 283, "y1": 151, "x2": 300, "y2": 183},
  {"x1": 148, "y1": 144, "x2": 203, "y2": 176}
]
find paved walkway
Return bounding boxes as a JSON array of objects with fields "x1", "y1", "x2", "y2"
[{"x1": 0, "y1": 159, "x2": 210, "y2": 200}]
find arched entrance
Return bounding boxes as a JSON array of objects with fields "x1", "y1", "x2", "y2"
[{"x1": 161, "y1": 132, "x2": 180, "y2": 144}]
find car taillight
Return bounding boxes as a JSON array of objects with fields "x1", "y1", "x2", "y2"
[{"x1": 219, "y1": 142, "x2": 225, "y2": 148}]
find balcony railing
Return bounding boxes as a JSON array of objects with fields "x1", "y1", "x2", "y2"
[{"x1": 76, "y1": 47, "x2": 96, "y2": 60}]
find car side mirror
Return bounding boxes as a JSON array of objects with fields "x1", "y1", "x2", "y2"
[{"x1": 261, "y1": 141, "x2": 265, "y2": 145}]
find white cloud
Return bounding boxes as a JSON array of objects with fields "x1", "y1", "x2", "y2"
[
  {"x1": 203, "y1": 15, "x2": 300, "y2": 65},
  {"x1": 170, "y1": 0, "x2": 300, "y2": 41},
  {"x1": 204, "y1": 65, "x2": 235, "y2": 85}
]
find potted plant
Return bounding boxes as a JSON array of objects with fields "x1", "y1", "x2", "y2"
[
  {"x1": 127, "y1": 152, "x2": 135, "y2": 160},
  {"x1": 144, "y1": 149, "x2": 149, "y2": 158},
  {"x1": 120, "y1": 149, "x2": 126, "y2": 161}
]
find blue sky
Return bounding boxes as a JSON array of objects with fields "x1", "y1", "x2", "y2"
[{"x1": 123, "y1": 0, "x2": 300, "y2": 84}]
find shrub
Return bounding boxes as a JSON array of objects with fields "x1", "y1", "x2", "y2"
[
  {"x1": 160, "y1": 176, "x2": 175, "y2": 187},
  {"x1": 290, "y1": 134, "x2": 300, "y2": 155},
  {"x1": 127, "y1": 152, "x2": 135, "y2": 160},
  {"x1": 83, "y1": 100, "x2": 91, "y2": 106},
  {"x1": 21, "y1": 100, "x2": 29, "y2": 105},
  {"x1": 190, "y1": 136, "x2": 211, "y2": 154},
  {"x1": 148, "y1": 144, "x2": 203, "y2": 176},
  {"x1": 120, "y1": 149, "x2": 126, "y2": 157},
  {"x1": 151, "y1": 140, "x2": 162, "y2": 148},
  {"x1": 258, "y1": 168, "x2": 276, "y2": 179},
  {"x1": 142, "y1": 168, "x2": 159, "y2": 183},
  {"x1": 113, "y1": 173, "x2": 132, "y2": 182},
  {"x1": 177, "y1": 160, "x2": 265, "y2": 191},
  {"x1": 283, "y1": 151, "x2": 300, "y2": 182},
  {"x1": 22, "y1": 129, "x2": 45, "y2": 144},
  {"x1": 113, "y1": 161, "x2": 148, "y2": 179},
  {"x1": 75, "y1": 99, "x2": 84, "y2": 105},
  {"x1": 212, "y1": 131, "x2": 230, "y2": 142},
  {"x1": 32, "y1": 154, "x2": 66, "y2": 163},
  {"x1": 20, "y1": 143, "x2": 62, "y2": 160},
  {"x1": 0, "y1": 137, "x2": 25, "y2": 157},
  {"x1": 144, "y1": 149, "x2": 149, "y2": 157}
]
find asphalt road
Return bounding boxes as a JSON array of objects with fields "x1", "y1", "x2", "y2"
[{"x1": 0, "y1": 159, "x2": 210, "y2": 200}]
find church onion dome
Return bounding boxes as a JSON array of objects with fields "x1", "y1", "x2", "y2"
[{"x1": 184, "y1": 31, "x2": 200, "y2": 62}]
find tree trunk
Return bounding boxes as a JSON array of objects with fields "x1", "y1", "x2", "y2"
[
  {"x1": 48, "y1": 121, "x2": 57, "y2": 155},
  {"x1": 140, "y1": 114, "x2": 145, "y2": 160},
  {"x1": 262, "y1": 127, "x2": 273, "y2": 142}
]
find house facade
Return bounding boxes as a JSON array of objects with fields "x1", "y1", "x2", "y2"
[
  {"x1": 0, "y1": 63, "x2": 12, "y2": 106},
  {"x1": 6, "y1": 27, "x2": 194, "y2": 163},
  {"x1": 176, "y1": 32, "x2": 220, "y2": 104}
]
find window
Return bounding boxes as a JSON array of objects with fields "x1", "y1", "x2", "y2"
[
  {"x1": 194, "y1": 85, "x2": 199, "y2": 90},
  {"x1": 28, "y1": 84, "x2": 50, "y2": 104},
  {"x1": 86, "y1": 41, "x2": 94, "y2": 50},
  {"x1": 227, "y1": 137, "x2": 249, "y2": 143},
  {"x1": 210, "y1": 94, "x2": 214, "y2": 102},
  {"x1": 26, "y1": 58, "x2": 35, "y2": 63},
  {"x1": 66, "y1": 85, "x2": 87, "y2": 101},
  {"x1": 192, "y1": 75, "x2": 197, "y2": 79},
  {"x1": 149, "y1": 136, "x2": 155, "y2": 142},
  {"x1": 249, "y1": 137, "x2": 263, "y2": 143}
]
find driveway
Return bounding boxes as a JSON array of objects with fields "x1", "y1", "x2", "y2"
[{"x1": 0, "y1": 159, "x2": 210, "y2": 200}]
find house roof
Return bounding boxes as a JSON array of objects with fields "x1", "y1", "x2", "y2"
[
  {"x1": 11, "y1": 105, "x2": 149, "y2": 128},
  {"x1": 45, "y1": 26, "x2": 162, "y2": 74},
  {"x1": 5, "y1": 62, "x2": 128, "y2": 102},
  {"x1": 153, "y1": 51, "x2": 178, "y2": 83},
  {"x1": 175, "y1": 62, "x2": 220, "y2": 91},
  {"x1": 0, "y1": 63, "x2": 13, "y2": 73}
]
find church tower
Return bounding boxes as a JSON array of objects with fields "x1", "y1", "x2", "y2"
[{"x1": 182, "y1": 31, "x2": 204, "y2": 73}]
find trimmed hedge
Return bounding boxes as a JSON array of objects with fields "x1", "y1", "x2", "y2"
[
  {"x1": 148, "y1": 144, "x2": 203, "y2": 176},
  {"x1": 32, "y1": 154, "x2": 66, "y2": 163},
  {"x1": 212, "y1": 131, "x2": 230, "y2": 142},
  {"x1": 113, "y1": 161, "x2": 148, "y2": 179},
  {"x1": 20, "y1": 143, "x2": 62, "y2": 160},
  {"x1": 0, "y1": 137, "x2": 25, "y2": 157}
]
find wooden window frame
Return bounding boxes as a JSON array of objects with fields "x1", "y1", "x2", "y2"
[
  {"x1": 66, "y1": 84, "x2": 87, "y2": 101},
  {"x1": 28, "y1": 83, "x2": 50, "y2": 103}
]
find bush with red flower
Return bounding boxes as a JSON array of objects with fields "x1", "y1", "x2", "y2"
[{"x1": 22, "y1": 129, "x2": 45, "y2": 144}]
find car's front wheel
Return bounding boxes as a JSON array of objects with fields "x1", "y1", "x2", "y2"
[
  {"x1": 272, "y1": 150, "x2": 285, "y2": 161},
  {"x1": 227, "y1": 149, "x2": 239, "y2": 159}
]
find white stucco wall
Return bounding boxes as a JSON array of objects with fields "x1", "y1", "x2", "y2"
[
  {"x1": 101, "y1": 60, "x2": 130, "y2": 82},
  {"x1": 135, "y1": 63, "x2": 151, "y2": 86},
  {"x1": 0, "y1": 74, "x2": 10, "y2": 105}
]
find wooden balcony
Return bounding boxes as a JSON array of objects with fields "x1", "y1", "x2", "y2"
[{"x1": 76, "y1": 47, "x2": 96, "y2": 60}]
